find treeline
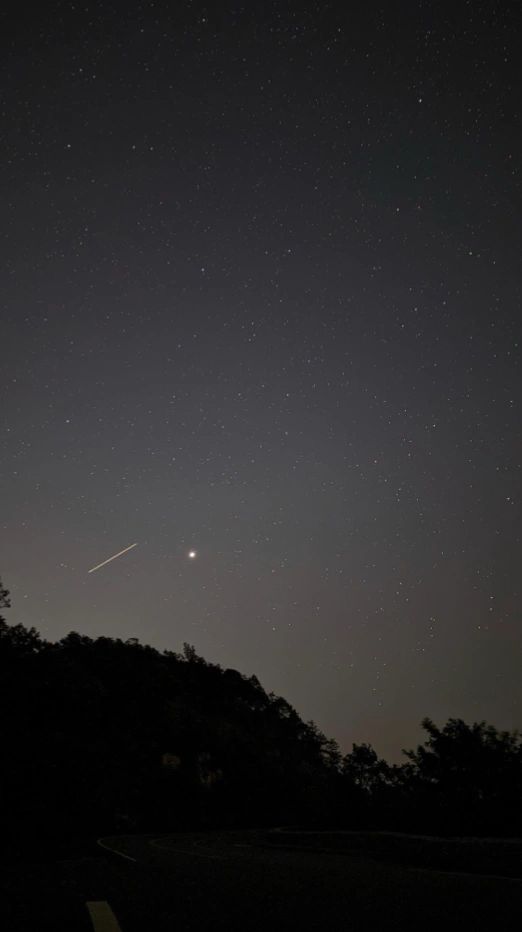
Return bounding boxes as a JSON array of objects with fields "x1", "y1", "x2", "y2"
[{"x1": 1, "y1": 578, "x2": 521, "y2": 846}]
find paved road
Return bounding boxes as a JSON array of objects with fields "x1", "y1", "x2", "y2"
[{"x1": 2, "y1": 830, "x2": 522, "y2": 930}]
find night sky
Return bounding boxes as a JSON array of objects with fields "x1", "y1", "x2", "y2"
[{"x1": 2, "y1": 1, "x2": 521, "y2": 762}]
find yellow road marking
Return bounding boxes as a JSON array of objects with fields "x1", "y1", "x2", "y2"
[{"x1": 86, "y1": 901, "x2": 123, "y2": 932}]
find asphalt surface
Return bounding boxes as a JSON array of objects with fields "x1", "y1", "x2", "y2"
[{"x1": 2, "y1": 830, "x2": 522, "y2": 930}]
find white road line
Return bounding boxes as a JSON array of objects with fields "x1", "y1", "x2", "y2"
[
  {"x1": 408, "y1": 865, "x2": 522, "y2": 883},
  {"x1": 86, "y1": 901, "x2": 123, "y2": 932},
  {"x1": 97, "y1": 838, "x2": 137, "y2": 862},
  {"x1": 150, "y1": 838, "x2": 225, "y2": 860}
]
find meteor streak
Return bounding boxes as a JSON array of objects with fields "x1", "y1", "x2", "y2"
[{"x1": 88, "y1": 542, "x2": 138, "y2": 574}]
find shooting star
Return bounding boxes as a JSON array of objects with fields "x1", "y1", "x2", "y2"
[{"x1": 88, "y1": 542, "x2": 138, "y2": 574}]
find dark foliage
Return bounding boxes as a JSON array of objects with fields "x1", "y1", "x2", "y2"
[
  {"x1": 0, "y1": 576, "x2": 521, "y2": 848},
  {"x1": 0, "y1": 578, "x2": 341, "y2": 847},
  {"x1": 398, "y1": 717, "x2": 522, "y2": 835},
  {"x1": 339, "y1": 720, "x2": 522, "y2": 836}
]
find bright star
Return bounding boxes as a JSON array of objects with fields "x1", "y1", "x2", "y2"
[{"x1": 188, "y1": 550, "x2": 197, "y2": 559}]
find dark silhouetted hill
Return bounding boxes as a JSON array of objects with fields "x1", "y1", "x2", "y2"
[{"x1": 1, "y1": 576, "x2": 521, "y2": 849}]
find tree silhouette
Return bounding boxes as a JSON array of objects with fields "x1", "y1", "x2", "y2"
[
  {"x1": 0, "y1": 577, "x2": 347, "y2": 844},
  {"x1": 0, "y1": 577, "x2": 10, "y2": 617},
  {"x1": 0, "y1": 576, "x2": 46, "y2": 659},
  {"x1": 342, "y1": 743, "x2": 391, "y2": 792},
  {"x1": 1, "y1": 572, "x2": 521, "y2": 846},
  {"x1": 402, "y1": 717, "x2": 522, "y2": 834}
]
